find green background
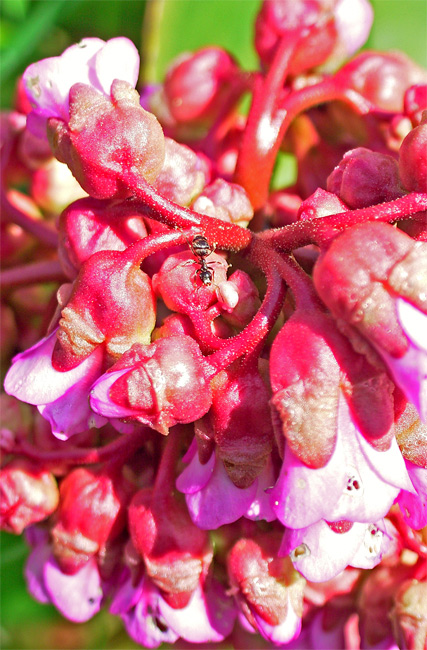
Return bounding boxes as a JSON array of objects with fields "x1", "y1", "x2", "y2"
[{"x1": 1, "y1": 0, "x2": 426, "y2": 648}]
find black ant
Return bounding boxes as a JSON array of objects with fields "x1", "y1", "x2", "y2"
[{"x1": 189, "y1": 234, "x2": 215, "y2": 286}]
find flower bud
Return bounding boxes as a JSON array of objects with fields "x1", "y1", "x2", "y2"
[
  {"x1": 391, "y1": 580, "x2": 427, "y2": 650},
  {"x1": 90, "y1": 336, "x2": 213, "y2": 434},
  {"x1": 53, "y1": 248, "x2": 156, "y2": 371},
  {"x1": 337, "y1": 51, "x2": 427, "y2": 112},
  {"x1": 255, "y1": 0, "x2": 337, "y2": 73},
  {"x1": 161, "y1": 47, "x2": 238, "y2": 126},
  {"x1": 219, "y1": 270, "x2": 261, "y2": 328},
  {"x1": 128, "y1": 487, "x2": 213, "y2": 608},
  {"x1": 0, "y1": 459, "x2": 59, "y2": 534},
  {"x1": 152, "y1": 249, "x2": 229, "y2": 314},
  {"x1": 58, "y1": 197, "x2": 148, "y2": 278},
  {"x1": 154, "y1": 138, "x2": 210, "y2": 206},
  {"x1": 404, "y1": 84, "x2": 427, "y2": 125},
  {"x1": 297, "y1": 187, "x2": 348, "y2": 220},
  {"x1": 191, "y1": 179, "x2": 254, "y2": 227},
  {"x1": 31, "y1": 158, "x2": 87, "y2": 215},
  {"x1": 48, "y1": 80, "x2": 165, "y2": 199},
  {"x1": 399, "y1": 117, "x2": 427, "y2": 193},
  {"x1": 327, "y1": 147, "x2": 404, "y2": 209},
  {"x1": 51, "y1": 466, "x2": 132, "y2": 574},
  {"x1": 227, "y1": 533, "x2": 304, "y2": 644}
]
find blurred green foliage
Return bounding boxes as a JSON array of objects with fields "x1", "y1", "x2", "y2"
[{"x1": 0, "y1": 0, "x2": 426, "y2": 648}]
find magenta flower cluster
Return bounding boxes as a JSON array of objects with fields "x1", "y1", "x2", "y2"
[{"x1": 1, "y1": 1, "x2": 426, "y2": 648}]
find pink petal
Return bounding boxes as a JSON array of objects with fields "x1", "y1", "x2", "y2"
[
  {"x1": 121, "y1": 576, "x2": 178, "y2": 648},
  {"x1": 4, "y1": 330, "x2": 102, "y2": 405},
  {"x1": 110, "y1": 570, "x2": 145, "y2": 615},
  {"x1": 270, "y1": 431, "x2": 347, "y2": 529},
  {"x1": 281, "y1": 520, "x2": 366, "y2": 582},
  {"x1": 94, "y1": 37, "x2": 140, "y2": 95},
  {"x1": 350, "y1": 519, "x2": 391, "y2": 569},
  {"x1": 183, "y1": 453, "x2": 257, "y2": 529},
  {"x1": 158, "y1": 580, "x2": 237, "y2": 643},
  {"x1": 252, "y1": 591, "x2": 301, "y2": 645},
  {"x1": 245, "y1": 458, "x2": 277, "y2": 522},
  {"x1": 382, "y1": 298, "x2": 427, "y2": 421},
  {"x1": 397, "y1": 460, "x2": 427, "y2": 529},
  {"x1": 90, "y1": 368, "x2": 137, "y2": 419},
  {"x1": 24, "y1": 542, "x2": 51, "y2": 604},
  {"x1": 44, "y1": 556, "x2": 103, "y2": 622},
  {"x1": 176, "y1": 443, "x2": 215, "y2": 494}
]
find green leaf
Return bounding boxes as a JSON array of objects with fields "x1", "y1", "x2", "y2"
[
  {"x1": 141, "y1": 0, "x2": 260, "y2": 83},
  {"x1": 0, "y1": 0, "x2": 78, "y2": 82}
]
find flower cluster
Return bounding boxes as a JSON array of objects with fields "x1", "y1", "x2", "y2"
[{"x1": 1, "y1": 1, "x2": 426, "y2": 648}]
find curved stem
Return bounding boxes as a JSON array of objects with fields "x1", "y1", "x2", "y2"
[
  {"x1": 0, "y1": 259, "x2": 65, "y2": 289},
  {"x1": 121, "y1": 171, "x2": 253, "y2": 253},
  {"x1": 206, "y1": 253, "x2": 285, "y2": 376},
  {"x1": 260, "y1": 193, "x2": 427, "y2": 252},
  {"x1": 1, "y1": 187, "x2": 58, "y2": 248},
  {"x1": 123, "y1": 229, "x2": 186, "y2": 265},
  {"x1": 10, "y1": 427, "x2": 148, "y2": 466},
  {"x1": 235, "y1": 64, "x2": 373, "y2": 210},
  {"x1": 187, "y1": 309, "x2": 224, "y2": 352}
]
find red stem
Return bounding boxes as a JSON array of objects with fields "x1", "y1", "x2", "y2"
[
  {"x1": 122, "y1": 172, "x2": 253, "y2": 253},
  {"x1": 0, "y1": 259, "x2": 65, "y2": 288},
  {"x1": 235, "y1": 63, "x2": 373, "y2": 210},
  {"x1": 10, "y1": 427, "x2": 148, "y2": 466},
  {"x1": 259, "y1": 193, "x2": 427, "y2": 252},
  {"x1": 1, "y1": 187, "x2": 58, "y2": 248},
  {"x1": 206, "y1": 253, "x2": 285, "y2": 375}
]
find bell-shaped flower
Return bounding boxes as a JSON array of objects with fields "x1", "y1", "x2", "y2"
[
  {"x1": 327, "y1": 147, "x2": 404, "y2": 209},
  {"x1": 90, "y1": 336, "x2": 213, "y2": 434},
  {"x1": 111, "y1": 570, "x2": 236, "y2": 647},
  {"x1": 227, "y1": 533, "x2": 305, "y2": 645},
  {"x1": 270, "y1": 392, "x2": 413, "y2": 530},
  {"x1": 128, "y1": 487, "x2": 213, "y2": 608},
  {"x1": 4, "y1": 329, "x2": 106, "y2": 439},
  {"x1": 255, "y1": 0, "x2": 373, "y2": 74},
  {"x1": 25, "y1": 527, "x2": 103, "y2": 622},
  {"x1": 152, "y1": 249, "x2": 229, "y2": 315},
  {"x1": 270, "y1": 308, "x2": 398, "y2": 471},
  {"x1": 23, "y1": 37, "x2": 140, "y2": 139},
  {"x1": 313, "y1": 222, "x2": 427, "y2": 421},
  {"x1": 281, "y1": 518, "x2": 392, "y2": 582},
  {"x1": 191, "y1": 178, "x2": 254, "y2": 227},
  {"x1": 176, "y1": 438, "x2": 276, "y2": 529}
]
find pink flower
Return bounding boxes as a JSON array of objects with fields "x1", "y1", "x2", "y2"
[
  {"x1": 281, "y1": 518, "x2": 392, "y2": 582},
  {"x1": 23, "y1": 37, "x2": 139, "y2": 138},
  {"x1": 4, "y1": 330, "x2": 106, "y2": 439},
  {"x1": 24, "y1": 528, "x2": 103, "y2": 622},
  {"x1": 110, "y1": 571, "x2": 236, "y2": 647},
  {"x1": 176, "y1": 439, "x2": 276, "y2": 529},
  {"x1": 270, "y1": 394, "x2": 413, "y2": 529}
]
